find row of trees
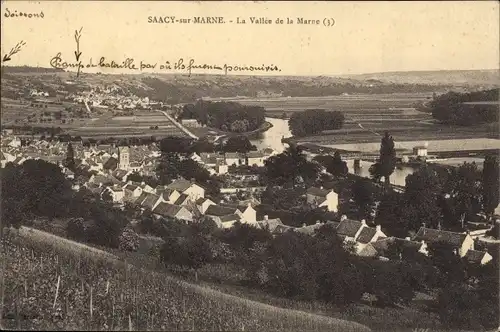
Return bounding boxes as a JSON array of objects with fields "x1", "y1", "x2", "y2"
[
  {"x1": 428, "y1": 88, "x2": 499, "y2": 125},
  {"x1": 179, "y1": 100, "x2": 266, "y2": 133},
  {"x1": 288, "y1": 109, "x2": 345, "y2": 137}
]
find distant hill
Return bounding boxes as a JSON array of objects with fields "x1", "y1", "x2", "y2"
[{"x1": 342, "y1": 70, "x2": 499, "y2": 86}]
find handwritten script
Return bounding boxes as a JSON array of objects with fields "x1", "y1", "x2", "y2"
[{"x1": 49, "y1": 53, "x2": 281, "y2": 76}]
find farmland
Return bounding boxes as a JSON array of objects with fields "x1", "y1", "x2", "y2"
[
  {"x1": 63, "y1": 111, "x2": 187, "y2": 139},
  {"x1": 1, "y1": 227, "x2": 370, "y2": 331}
]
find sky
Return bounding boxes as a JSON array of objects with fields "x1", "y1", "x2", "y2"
[{"x1": 1, "y1": 1, "x2": 499, "y2": 76}]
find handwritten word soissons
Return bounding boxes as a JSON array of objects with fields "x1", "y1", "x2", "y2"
[{"x1": 4, "y1": 8, "x2": 44, "y2": 18}]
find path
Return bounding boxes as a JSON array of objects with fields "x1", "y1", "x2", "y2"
[{"x1": 156, "y1": 110, "x2": 198, "y2": 139}]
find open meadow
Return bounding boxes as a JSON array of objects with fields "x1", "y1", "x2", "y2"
[{"x1": 1, "y1": 227, "x2": 371, "y2": 332}]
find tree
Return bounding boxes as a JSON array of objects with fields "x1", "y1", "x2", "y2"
[
  {"x1": 448, "y1": 162, "x2": 482, "y2": 229},
  {"x1": 160, "y1": 234, "x2": 212, "y2": 281},
  {"x1": 64, "y1": 142, "x2": 76, "y2": 171},
  {"x1": 223, "y1": 136, "x2": 254, "y2": 153},
  {"x1": 328, "y1": 151, "x2": 348, "y2": 176},
  {"x1": 288, "y1": 109, "x2": 345, "y2": 137},
  {"x1": 66, "y1": 217, "x2": 86, "y2": 241},
  {"x1": 375, "y1": 190, "x2": 408, "y2": 238},
  {"x1": 118, "y1": 226, "x2": 140, "y2": 251},
  {"x1": 404, "y1": 166, "x2": 444, "y2": 230},
  {"x1": 482, "y1": 155, "x2": 499, "y2": 221},
  {"x1": 352, "y1": 178, "x2": 375, "y2": 220},
  {"x1": 378, "y1": 131, "x2": 396, "y2": 185},
  {"x1": 264, "y1": 144, "x2": 320, "y2": 187}
]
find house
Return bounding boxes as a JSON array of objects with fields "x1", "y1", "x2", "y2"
[
  {"x1": 173, "y1": 193, "x2": 190, "y2": 206},
  {"x1": 295, "y1": 221, "x2": 324, "y2": 235},
  {"x1": 112, "y1": 169, "x2": 130, "y2": 182},
  {"x1": 6, "y1": 137, "x2": 22, "y2": 148},
  {"x1": 413, "y1": 145, "x2": 428, "y2": 157},
  {"x1": 246, "y1": 151, "x2": 266, "y2": 167},
  {"x1": 167, "y1": 178, "x2": 205, "y2": 201},
  {"x1": 1, "y1": 152, "x2": 7, "y2": 168},
  {"x1": 220, "y1": 202, "x2": 257, "y2": 223},
  {"x1": 152, "y1": 202, "x2": 193, "y2": 222},
  {"x1": 258, "y1": 216, "x2": 293, "y2": 235},
  {"x1": 62, "y1": 167, "x2": 75, "y2": 180},
  {"x1": 104, "y1": 185, "x2": 125, "y2": 203},
  {"x1": 217, "y1": 214, "x2": 242, "y2": 229},
  {"x1": 205, "y1": 204, "x2": 239, "y2": 225},
  {"x1": 156, "y1": 187, "x2": 181, "y2": 204},
  {"x1": 196, "y1": 197, "x2": 216, "y2": 214},
  {"x1": 141, "y1": 193, "x2": 162, "y2": 211},
  {"x1": 464, "y1": 249, "x2": 493, "y2": 265},
  {"x1": 305, "y1": 187, "x2": 339, "y2": 212},
  {"x1": 225, "y1": 152, "x2": 244, "y2": 166},
  {"x1": 413, "y1": 227, "x2": 475, "y2": 257},
  {"x1": 370, "y1": 237, "x2": 427, "y2": 259},
  {"x1": 123, "y1": 183, "x2": 143, "y2": 201},
  {"x1": 335, "y1": 218, "x2": 387, "y2": 254},
  {"x1": 103, "y1": 157, "x2": 119, "y2": 172}
]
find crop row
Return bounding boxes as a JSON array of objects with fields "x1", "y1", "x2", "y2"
[{"x1": 1, "y1": 229, "x2": 369, "y2": 332}]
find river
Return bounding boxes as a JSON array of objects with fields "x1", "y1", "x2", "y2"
[
  {"x1": 250, "y1": 117, "x2": 293, "y2": 153},
  {"x1": 251, "y1": 117, "x2": 417, "y2": 185}
]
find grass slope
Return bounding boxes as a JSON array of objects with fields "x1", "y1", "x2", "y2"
[{"x1": 0, "y1": 226, "x2": 371, "y2": 332}]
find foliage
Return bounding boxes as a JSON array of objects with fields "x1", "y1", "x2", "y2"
[
  {"x1": 1, "y1": 160, "x2": 72, "y2": 227},
  {"x1": 288, "y1": 109, "x2": 345, "y2": 137},
  {"x1": 64, "y1": 142, "x2": 76, "y2": 171},
  {"x1": 118, "y1": 227, "x2": 140, "y2": 252},
  {"x1": 264, "y1": 144, "x2": 320, "y2": 187},
  {"x1": 374, "y1": 190, "x2": 408, "y2": 238},
  {"x1": 66, "y1": 217, "x2": 86, "y2": 242},
  {"x1": 377, "y1": 132, "x2": 396, "y2": 185},
  {"x1": 482, "y1": 155, "x2": 499, "y2": 218},
  {"x1": 313, "y1": 151, "x2": 348, "y2": 177},
  {"x1": 352, "y1": 178, "x2": 375, "y2": 220},
  {"x1": 179, "y1": 100, "x2": 266, "y2": 133},
  {"x1": 404, "y1": 166, "x2": 444, "y2": 230},
  {"x1": 428, "y1": 88, "x2": 499, "y2": 125},
  {"x1": 222, "y1": 136, "x2": 255, "y2": 153}
]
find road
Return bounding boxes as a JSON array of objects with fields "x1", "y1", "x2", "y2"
[{"x1": 156, "y1": 110, "x2": 198, "y2": 139}]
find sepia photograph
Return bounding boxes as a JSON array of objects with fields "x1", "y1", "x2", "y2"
[{"x1": 0, "y1": 1, "x2": 499, "y2": 331}]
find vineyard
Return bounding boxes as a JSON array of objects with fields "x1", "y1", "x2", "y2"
[{"x1": 1, "y1": 228, "x2": 371, "y2": 331}]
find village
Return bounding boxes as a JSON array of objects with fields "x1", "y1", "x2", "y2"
[{"x1": 2, "y1": 127, "x2": 497, "y2": 268}]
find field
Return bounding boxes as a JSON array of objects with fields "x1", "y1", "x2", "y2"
[
  {"x1": 218, "y1": 93, "x2": 433, "y2": 117},
  {"x1": 320, "y1": 138, "x2": 500, "y2": 154},
  {"x1": 1, "y1": 227, "x2": 370, "y2": 331},
  {"x1": 217, "y1": 93, "x2": 498, "y2": 145},
  {"x1": 65, "y1": 112, "x2": 187, "y2": 138}
]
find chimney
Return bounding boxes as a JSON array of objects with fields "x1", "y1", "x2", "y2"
[
  {"x1": 361, "y1": 219, "x2": 367, "y2": 226},
  {"x1": 302, "y1": 223, "x2": 306, "y2": 228},
  {"x1": 376, "y1": 225, "x2": 381, "y2": 232},
  {"x1": 341, "y1": 215, "x2": 347, "y2": 221},
  {"x1": 320, "y1": 186, "x2": 323, "y2": 190},
  {"x1": 190, "y1": 178, "x2": 195, "y2": 183},
  {"x1": 264, "y1": 215, "x2": 268, "y2": 220},
  {"x1": 141, "y1": 181, "x2": 145, "y2": 186},
  {"x1": 316, "y1": 220, "x2": 321, "y2": 225}
]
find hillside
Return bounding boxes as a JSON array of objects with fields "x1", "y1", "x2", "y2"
[
  {"x1": 1, "y1": 226, "x2": 371, "y2": 332},
  {"x1": 343, "y1": 70, "x2": 499, "y2": 87}
]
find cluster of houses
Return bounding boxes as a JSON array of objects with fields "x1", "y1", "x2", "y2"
[
  {"x1": 70, "y1": 88, "x2": 163, "y2": 111},
  {"x1": 2, "y1": 132, "x2": 497, "y2": 266},
  {"x1": 191, "y1": 148, "x2": 276, "y2": 174}
]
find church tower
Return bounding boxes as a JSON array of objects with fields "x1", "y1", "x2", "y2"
[{"x1": 118, "y1": 146, "x2": 130, "y2": 170}]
